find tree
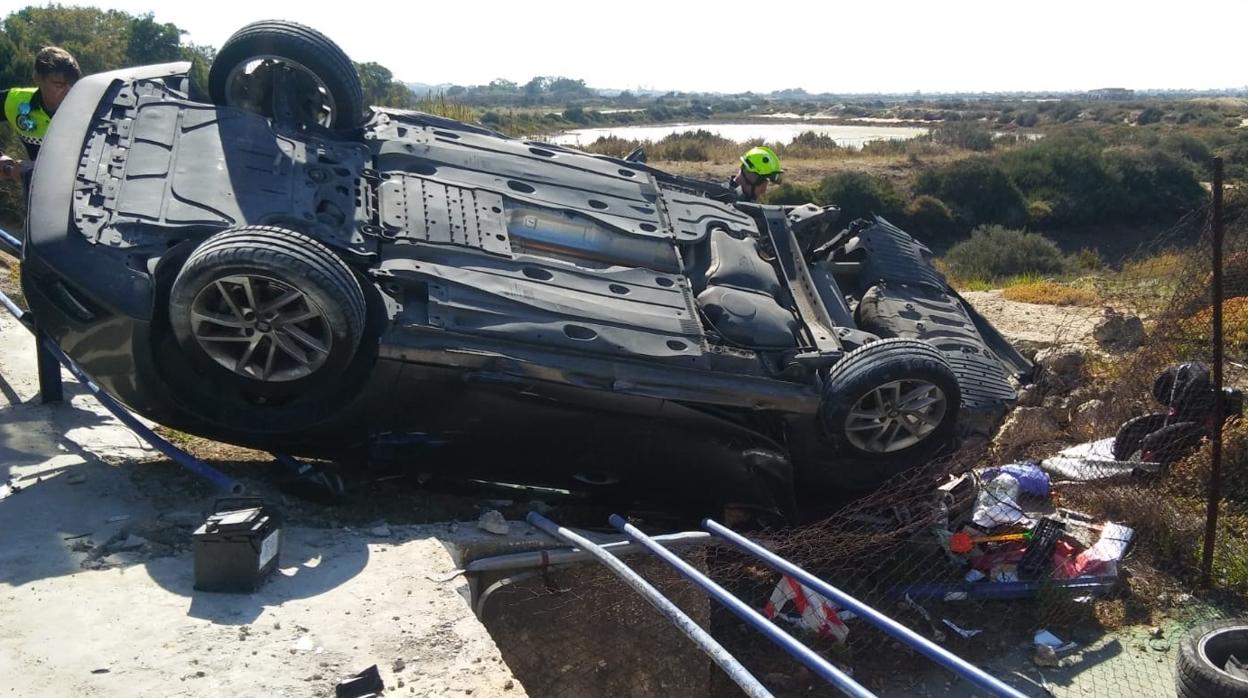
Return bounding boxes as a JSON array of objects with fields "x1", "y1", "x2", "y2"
[{"x1": 126, "y1": 13, "x2": 182, "y2": 65}]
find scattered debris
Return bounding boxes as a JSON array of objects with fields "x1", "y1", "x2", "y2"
[
  {"x1": 1034, "y1": 630, "x2": 1065, "y2": 648},
  {"x1": 392, "y1": 657, "x2": 406, "y2": 673},
  {"x1": 763, "y1": 575, "x2": 850, "y2": 642},
  {"x1": 335, "y1": 665, "x2": 384, "y2": 698},
  {"x1": 477, "y1": 510, "x2": 510, "y2": 536},
  {"x1": 1033, "y1": 644, "x2": 1060, "y2": 667},
  {"x1": 106, "y1": 515, "x2": 130, "y2": 524},
  {"x1": 942, "y1": 619, "x2": 982, "y2": 639},
  {"x1": 91, "y1": 666, "x2": 111, "y2": 674},
  {"x1": 972, "y1": 473, "x2": 1025, "y2": 528}
]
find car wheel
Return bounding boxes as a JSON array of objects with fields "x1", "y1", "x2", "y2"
[
  {"x1": 1137, "y1": 421, "x2": 1205, "y2": 465},
  {"x1": 1177, "y1": 620, "x2": 1248, "y2": 698},
  {"x1": 209, "y1": 20, "x2": 364, "y2": 129},
  {"x1": 169, "y1": 226, "x2": 366, "y2": 386},
  {"x1": 1112, "y1": 413, "x2": 1170, "y2": 461},
  {"x1": 820, "y1": 338, "x2": 961, "y2": 470}
]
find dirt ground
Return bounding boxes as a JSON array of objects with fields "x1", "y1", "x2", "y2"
[
  {"x1": 959, "y1": 290, "x2": 1104, "y2": 352},
  {"x1": 0, "y1": 315, "x2": 531, "y2": 698}
]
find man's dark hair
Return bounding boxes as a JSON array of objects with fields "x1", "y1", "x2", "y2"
[{"x1": 34, "y1": 46, "x2": 80, "y2": 81}]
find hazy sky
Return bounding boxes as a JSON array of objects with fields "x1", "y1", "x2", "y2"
[{"x1": 51, "y1": 1, "x2": 1248, "y2": 93}]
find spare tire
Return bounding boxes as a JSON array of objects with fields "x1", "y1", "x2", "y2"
[
  {"x1": 209, "y1": 20, "x2": 364, "y2": 129},
  {"x1": 820, "y1": 338, "x2": 961, "y2": 480},
  {"x1": 169, "y1": 226, "x2": 366, "y2": 387},
  {"x1": 1177, "y1": 620, "x2": 1248, "y2": 698}
]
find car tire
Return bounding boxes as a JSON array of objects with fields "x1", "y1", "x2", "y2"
[
  {"x1": 1137, "y1": 421, "x2": 1206, "y2": 465},
  {"x1": 820, "y1": 338, "x2": 961, "y2": 474},
  {"x1": 1112, "y1": 413, "x2": 1170, "y2": 461},
  {"x1": 1177, "y1": 620, "x2": 1248, "y2": 698},
  {"x1": 169, "y1": 226, "x2": 366, "y2": 387},
  {"x1": 209, "y1": 20, "x2": 364, "y2": 129}
]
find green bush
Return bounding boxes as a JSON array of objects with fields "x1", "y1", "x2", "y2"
[
  {"x1": 1137, "y1": 107, "x2": 1164, "y2": 125},
  {"x1": 943, "y1": 225, "x2": 1069, "y2": 281},
  {"x1": 915, "y1": 157, "x2": 1027, "y2": 228},
  {"x1": 903, "y1": 195, "x2": 957, "y2": 243},
  {"x1": 1104, "y1": 146, "x2": 1205, "y2": 220},
  {"x1": 763, "y1": 182, "x2": 818, "y2": 205},
  {"x1": 931, "y1": 122, "x2": 994, "y2": 151},
  {"x1": 815, "y1": 172, "x2": 905, "y2": 223}
]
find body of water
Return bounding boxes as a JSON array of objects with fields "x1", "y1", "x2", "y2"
[{"x1": 550, "y1": 122, "x2": 930, "y2": 148}]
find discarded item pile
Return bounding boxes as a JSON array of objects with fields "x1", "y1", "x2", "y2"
[{"x1": 907, "y1": 463, "x2": 1134, "y2": 603}]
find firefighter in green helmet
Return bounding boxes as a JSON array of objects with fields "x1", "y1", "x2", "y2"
[
  {"x1": 1, "y1": 46, "x2": 81, "y2": 186},
  {"x1": 729, "y1": 145, "x2": 783, "y2": 202}
]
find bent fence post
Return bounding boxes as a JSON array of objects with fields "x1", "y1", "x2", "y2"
[
  {"x1": 526, "y1": 512, "x2": 774, "y2": 698},
  {"x1": 609, "y1": 514, "x2": 876, "y2": 698},
  {"x1": 703, "y1": 519, "x2": 1029, "y2": 698}
]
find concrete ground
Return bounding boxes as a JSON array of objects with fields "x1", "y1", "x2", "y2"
[{"x1": 0, "y1": 314, "x2": 530, "y2": 697}]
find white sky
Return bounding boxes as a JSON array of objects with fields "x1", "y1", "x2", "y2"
[{"x1": 46, "y1": 0, "x2": 1248, "y2": 93}]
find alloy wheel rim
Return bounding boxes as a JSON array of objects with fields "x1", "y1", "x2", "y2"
[
  {"x1": 189, "y1": 274, "x2": 332, "y2": 382},
  {"x1": 844, "y1": 379, "x2": 948, "y2": 454}
]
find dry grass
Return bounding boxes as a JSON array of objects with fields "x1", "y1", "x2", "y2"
[{"x1": 1001, "y1": 278, "x2": 1101, "y2": 306}]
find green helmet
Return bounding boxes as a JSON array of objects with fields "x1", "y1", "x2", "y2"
[{"x1": 740, "y1": 146, "x2": 783, "y2": 181}]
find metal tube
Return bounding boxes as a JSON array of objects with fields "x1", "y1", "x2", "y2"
[
  {"x1": 526, "y1": 512, "x2": 773, "y2": 698},
  {"x1": 36, "y1": 335, "x2": 244, "y2": 495},
  {"x1": 0, "y1": 226, "x2": 21, "y2": 257},
  {"x1": 610, "y1": 515, "x2": 875, "y2": 698},
  {"x1": 1203, "y1": 156, "x2": 1226, "y2": 586},
  {"x1": 704, "y1": 518, "x2": 1028, "y2": 698},
  {"x1": 0, "y1": 288, "x2": 32, "y2": 329},
  {"x1": 465, "y1": 531, "x2": 713, "y2": 574}
]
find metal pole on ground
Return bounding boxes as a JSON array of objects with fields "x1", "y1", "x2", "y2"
[
  {"x1": 609, "y1": 515, "x2": 876, "y2": 698},
  {"x1": 703, "y1": 519, "x2": 1029, "y2": 698},
  {"x1": 1202, "y1": 156, "x2": 1226, "y2": 587},
  {"x1": 525, "y1": 512, "x2": 774, "y2": 698}
]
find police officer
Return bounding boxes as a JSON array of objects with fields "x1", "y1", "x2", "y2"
[
  {"x1": 1, "y1": 47, "x2": 81, "y2": 185},
  {"x1": 728, "y1": 146, "x2": 783, "y2": 202}
]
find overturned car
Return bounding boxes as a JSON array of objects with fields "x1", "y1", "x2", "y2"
[{"x1": 21, "y1": 21, "x2": 1031, "y2": 518}]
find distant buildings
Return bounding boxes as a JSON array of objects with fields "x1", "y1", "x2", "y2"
[{"x1": 1087, "y1": 88, "x2": 1135, "y2": 100}]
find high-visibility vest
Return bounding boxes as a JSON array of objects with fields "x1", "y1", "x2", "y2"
[{"x1": 4, "y1": 87, "x2": 52, "y2": 148}]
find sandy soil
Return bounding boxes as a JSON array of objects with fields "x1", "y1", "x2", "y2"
[{"x1": 959, "y1": 290, "x2": 1105, "y2": 351}]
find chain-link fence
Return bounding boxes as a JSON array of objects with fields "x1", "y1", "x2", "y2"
[{"x1": 478, "y1": 163, "x2": 1248, "y2": 697}]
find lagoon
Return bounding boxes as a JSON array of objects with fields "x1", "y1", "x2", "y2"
[{"x1": 550, "y1": 122, "x2": 929, "y2": 148}]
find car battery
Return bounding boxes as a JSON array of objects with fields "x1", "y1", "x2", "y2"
[{"x1": 193, "y1": 498, "x2": 282, "y2": 593}]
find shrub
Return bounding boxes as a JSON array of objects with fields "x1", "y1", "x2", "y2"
[
  {"x1": 815, "y1": 172, "x2": 905, "y2": 223},
  {"x1": 931, "y1": 122, "x2": 994, "y2": 152},
  {"x1": 942, "y1": 225, "x2": 1069, "y2": 281},
  {"x1": 903, "y1": 195, "x2": 957, "y2": 243},
  {"x1": 1069, "y1": 247, "x2": 1104, "y2": 273},
  {"x1": 915, "y1": 158, "x2": 1027, "y2": 228},
  {"x1": 763, "y1": 182, "x2": 818, "y2": 206},
  {"x1": 1136, "y1": 107, "x2": 1164, "y2": 125}
]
